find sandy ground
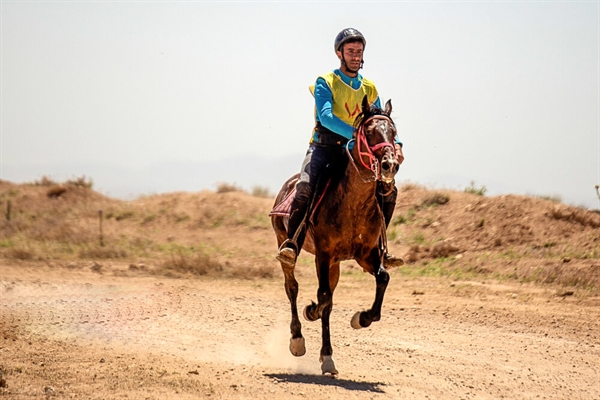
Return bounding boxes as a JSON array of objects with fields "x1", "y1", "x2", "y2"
[{"x1": 1, "y1": 262, "x2": 599, "y2": 400}]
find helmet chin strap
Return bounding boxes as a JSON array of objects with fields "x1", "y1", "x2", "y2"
[{"x1": 341, "y1": 56, "x2": 365, "y2": 74}]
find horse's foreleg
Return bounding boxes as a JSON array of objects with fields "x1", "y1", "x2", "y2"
[
  {"x1": 351, "y1": 261, "x2": 390, "y2": 329},
  {"x1": 282, "y1": 264, "x2": 305, "y2": 356},
  {"x1": 318, "y1": 287, "x2": 337, "y2": 375}
]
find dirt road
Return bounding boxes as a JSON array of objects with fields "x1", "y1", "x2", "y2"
[{"x1": 1, "y1": 263, "x2": 599, "y2": 399}]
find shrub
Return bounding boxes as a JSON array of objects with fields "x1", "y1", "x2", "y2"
[
  {"x1": 66, "y1": 176, "x2": 93, "y2": 189},
  {"x1": 3, "y1": 247, "x2": 35, "y2": 260},
  {"x1": 464, "y1": 181, "x2": 487, "y2": 196},
  {"x1": 399, "y1": 182, "x2": 423, "y2": 192},
  {"x1": 216, "y1": 182, "x2": 244, "y2": 193},
  {"x1": 47, "y1": 186, "x2": 67, "y2": 198},
  {"x1": 251, "y1": 186, "x2": 272, "y2": 198},
  {"x1": 229, "y1": 264, "x2": 275, "y2": 279},
  {"x1": 535, "y1": 194, "x2": 562, "y2": 203},
  {"x1": 411, "y1": 232, "x2": 426, "y2": 245},
  {"x1": 34, "y1": 176, "x2": 59, "y2": 186},
  {"x1": 79, "y1": 246, "x2": 127, "y2": 259},
  {"x1": 33, "y1": 175, "x2": 93, "y2": 189},
  {"x1": 160, "y1": 251, "x2": 223, "y2": 276},
  {"x1": 422, "y1": 192, "x2": 450, "y2": 206},
  {"x1": 115, "y1": 210, "x2": 135, "y2": 221},
  {"x1": 392, "y1": 214, "x2": 408, "y2": 225}
]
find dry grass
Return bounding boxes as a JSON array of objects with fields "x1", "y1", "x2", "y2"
[
  {"x1": 33, "y1": 176, "x2": 59, "y2": 186},
  {"x1": 158, "y1": 252, "x2": 220, "y2": 276},
  {"x1": 33, "y1": 175, "x2": 93, "y2": 189},
  {"x1": 505, "y1": 262, "x2": 600, "y2": 289},
  {"x1": 228, "y1": 263, "x2": 275, "y2": 279},
  {"x1": 421, "y1": 192, "x2": 450, "y2": 207},
  {"x1": 464, "y1": 180, "x2": 487, "y2": 196},
  {"x1": 549, "y1": 204, "x2": 600, "y2": 228},
  {"x1": 78, "y1": 245, "x2": 128, "y2": 260},
  {"x1": 155, "y1": 252, "x2": 275, "y2": 280},
  {"x1": 3, "y1": 247, "x2": 35, "y2": 261},
  {"x1": 66, "y1": 176, "x2": 93, "y2": 188},
  {"x1": 535, "y1": 264, "x2": 600, "y2": 288},
  {"x1": 216, "y1": 182, "x2": 244, "y2": 194},
  {"x1": 46, "y1": 186, "x2": 67, "y2": 198},
  {"x1": 396, "y1": 257, "x2": 600, "y2": 290},
  {"x1": 399, "y1": 182, "x2": 424, "y2": 192},
  {"x1": 251, "y1": 186, "x2": 273, "y2": 198},
  {"x1": 1, "y1": 178, "x2": 598, "y2": 290}
]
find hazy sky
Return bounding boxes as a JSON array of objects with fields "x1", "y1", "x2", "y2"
[{"x1": 2, "y1": 1, "x2": 599, "y2": 209}]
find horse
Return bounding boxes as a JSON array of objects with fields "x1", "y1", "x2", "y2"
[{"x1": 270, "y1": 95, "x2": 400, "y2": 375}]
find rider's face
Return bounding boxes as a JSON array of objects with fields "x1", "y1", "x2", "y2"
[{"x1": 337, "y1": 41, "x2": 364, "y2": 75}]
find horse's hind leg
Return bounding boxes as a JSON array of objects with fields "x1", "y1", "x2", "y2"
[
  {"x1": 281, "y1": 262, "x2": 305, "y2": 356},
  {"x1": 352, "y1": 253, "x2": 390, "y2": 329},
  {"x1": 303, "y1": 261, "x2": 340, "y2": 321},
  {"x1": 305, "y1": 256, "x2": 339, "y2": 375},
  {"x1": 273, "y1": 214, "x2": 305, "y2": 357}
]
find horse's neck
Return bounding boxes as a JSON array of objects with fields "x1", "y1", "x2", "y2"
[{"x1": 337, "y1": 156, "x2": 379, "y2": 209}]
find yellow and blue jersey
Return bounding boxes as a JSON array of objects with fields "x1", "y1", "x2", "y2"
[{"x1": 309, "y1": 69, "x2": 383, "y2": 143}]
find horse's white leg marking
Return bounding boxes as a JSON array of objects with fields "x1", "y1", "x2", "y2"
[
  {"x1": 320, "y1": 355, "x2": 338, "y2": 375},
  {"x1": 289, "y1": 337, "x2": 306, "y2": 357}
]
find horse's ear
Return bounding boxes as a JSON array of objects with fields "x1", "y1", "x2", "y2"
[
  {"x1": 384, "y1": 99, "x2": 392, "y2": 115},
  {"x1": 362, "y1": 95, "x2": 370, "y2": 114}
]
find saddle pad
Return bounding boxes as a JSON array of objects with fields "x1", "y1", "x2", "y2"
[{"x1": 269, "y1": 187, "x2": 296, "y2": 217}]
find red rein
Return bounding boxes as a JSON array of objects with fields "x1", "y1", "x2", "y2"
[{"x1": 355, "y1": 116, "x2": 396, "y2": 179}]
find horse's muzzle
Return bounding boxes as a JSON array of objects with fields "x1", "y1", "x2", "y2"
[{"x1": 380, "y1": 152, "x2": 399, "y2": 183}]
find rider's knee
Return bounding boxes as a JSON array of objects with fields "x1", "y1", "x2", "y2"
[{"x1": 295, "y1": 182, "x2": 313, "y2": 204}]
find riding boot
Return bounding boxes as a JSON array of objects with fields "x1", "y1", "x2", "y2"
[
  {"x1": 381, "y1": 184, "x2": 405, "y2": 268},
  {"x1": 276, "y1": 182, "x2": 312, "y2": 268}
]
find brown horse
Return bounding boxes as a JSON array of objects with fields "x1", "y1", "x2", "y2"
[{"x1": 270, "y1": 96, "x2": 400, "y2": 375}]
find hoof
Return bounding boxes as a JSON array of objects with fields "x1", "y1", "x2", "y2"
[
  {"x1": 320, "y1": 355, "x2": 338, "y2": 375},
  {"x1": 351, "y1": 311, "x2": 363, "y2": 329},
  {"x1": 289, "y1": 337, "x2": 306, "y2": 357},
  {"x1": 303, "y1": 302, "x2": 318, "y2": 322}
]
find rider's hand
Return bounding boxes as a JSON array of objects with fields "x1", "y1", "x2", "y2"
[{"x1": 395, "y1": 144, "x2": 404, "y2": 165}]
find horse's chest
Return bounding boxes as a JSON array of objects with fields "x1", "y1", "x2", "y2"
[{"x1": 313, "y1": 203, "x2": 380, "y2": 251}]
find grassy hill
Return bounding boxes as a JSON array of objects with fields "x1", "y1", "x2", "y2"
[{"x1": 1, "y1": 177, "x2": 598, "y2": 291}]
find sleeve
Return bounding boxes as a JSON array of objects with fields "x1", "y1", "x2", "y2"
[{"x1": 313, "y1": 78, "x2": 356, "y2": 140}]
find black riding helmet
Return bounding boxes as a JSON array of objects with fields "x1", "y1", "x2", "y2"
[{"x1": 334, "y1": 28, "x2": 366, "y2": 53}]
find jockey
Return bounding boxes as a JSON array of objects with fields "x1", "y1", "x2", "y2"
[{"x1": 276, "y1": 28, "x2": 405, "y2": 268}]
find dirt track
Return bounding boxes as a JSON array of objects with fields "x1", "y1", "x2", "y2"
[{"x1": 1, "y1": 262, "x2": 599, "y2": 399}]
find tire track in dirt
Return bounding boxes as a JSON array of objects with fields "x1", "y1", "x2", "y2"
[{"x1": 0, "y1": 279, "x2": 314, "y2": 372}]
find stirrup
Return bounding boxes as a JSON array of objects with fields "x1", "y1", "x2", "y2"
[
  {"x1": 383, "y1": 253, "x2": 404, "y2": 268},
  {"x1": 276, "y1": 240, "x2": 297, "y2": 268}
]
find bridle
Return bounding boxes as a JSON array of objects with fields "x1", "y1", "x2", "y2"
[{"x1": 345, "y1": 115, "x2": 396, "y2": 183}]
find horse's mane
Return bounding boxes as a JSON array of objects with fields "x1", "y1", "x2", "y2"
[{"x1": 352, "y1": 103, "x2": 394, "y2": 131}]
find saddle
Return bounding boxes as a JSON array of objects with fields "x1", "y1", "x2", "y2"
[
  {"x1": 269, "y1": 187, "x2": 296, "y2": 217},
  {"x1": 269, "y1": 152, "x2": 347, "y2": 218},
  {"x1": 268, "y1": 178, "x2": 332, "y2": 219}
]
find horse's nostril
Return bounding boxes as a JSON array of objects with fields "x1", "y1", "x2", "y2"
[{"x1": 382, "y1": 162, "x2": 390, "y2": 172}]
